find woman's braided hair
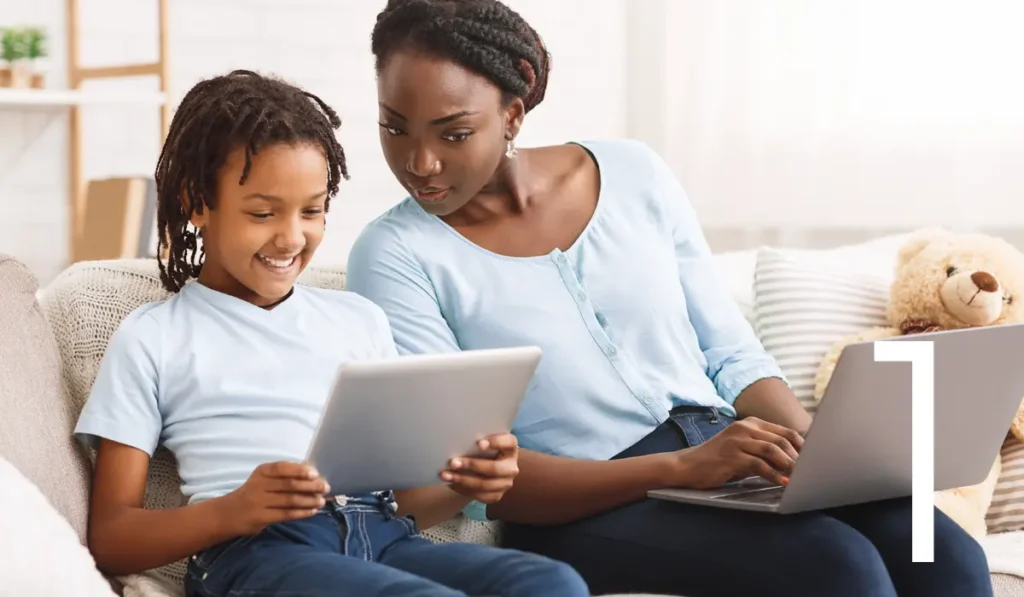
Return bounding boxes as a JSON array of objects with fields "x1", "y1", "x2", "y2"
[
  {"x1": 154, "y1": 69, "x2": 348, "y2": 293},
  {"x1": 371, "y1": 0, "x2": 551, "y2": 113}
]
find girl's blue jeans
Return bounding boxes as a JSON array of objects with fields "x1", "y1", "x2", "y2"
[{"x1": 184, "y1": 492, "x2": 588, "y2": 597}]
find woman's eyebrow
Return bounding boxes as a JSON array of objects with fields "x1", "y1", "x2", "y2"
[{"x1": 379, "y1": 103, "x2": 479, "y2": 125}]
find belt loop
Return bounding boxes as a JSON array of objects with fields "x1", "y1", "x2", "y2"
[
  {"x1": 709, "y1": 407, "x2": 720, "y2": 423},
  {"x1": 383, "y1": 490, "x2": 398, "y2": 516}
]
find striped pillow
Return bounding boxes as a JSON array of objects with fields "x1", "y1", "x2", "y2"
[
  {"x1": 752, "y1": 248, "x2": 892, "y2": 413},
  {"x1": 988, "y1": 437, "x2": 1024, "y2": 534}
]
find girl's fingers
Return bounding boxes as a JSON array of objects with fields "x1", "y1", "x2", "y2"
[
  {"x1": 269, "y1": 477, "x2": 330, "y2": 495},
  {"x1": 480, "y1": 433, "x2": 518, "y2": 454},
  {"x1": 443, "y1": 473, "x2": 513, "y2": 493},
  {"x1": 447, "y1": 456, "x2": 519, "y2": 479},
  {"x1": 267, "y1": 492, "x2": 327, "y2": 510}
]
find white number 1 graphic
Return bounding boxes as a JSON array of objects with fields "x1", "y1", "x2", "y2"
[{"x1": 874, "y1": 340, "x2": 935, "y2": 563}]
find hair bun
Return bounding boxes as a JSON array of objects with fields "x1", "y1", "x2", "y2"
[
  {"x1": 379, "y1": 0, "x2": 431, "y2": 23},
  {"x1": 523, "y1": 37, "x2": 550, "y2": 112},
  {"x1": 372, "y1": 0, "x2": 553, "y2": 113}
]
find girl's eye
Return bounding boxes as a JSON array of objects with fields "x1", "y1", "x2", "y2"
[
  {"x1": 379, "y1": 123, "x2": 404, "y2": 136},
  {"x1": 303, "y1": 209, "x2": 324, "y2": 217},
  {"x1": 250, "y1": 213, "x2": 272, "y2": 220},
  {"x1": 444, "y1": 131, "x2": 472, "y2": 142}
]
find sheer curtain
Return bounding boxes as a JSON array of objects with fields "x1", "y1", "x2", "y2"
[{"x1": 645, "y1": 0, "x2": 1024, "y2": 230}]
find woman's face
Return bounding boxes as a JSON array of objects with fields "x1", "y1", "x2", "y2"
[{"x1": 376, "y1": 49, "x2": 523, "y2": 216}]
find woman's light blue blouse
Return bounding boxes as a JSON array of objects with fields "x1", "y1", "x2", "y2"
[{"x1": 346, "y1": 137, "x2": 786, "y2": 478}]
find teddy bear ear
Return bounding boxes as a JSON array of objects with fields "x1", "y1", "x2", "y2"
[{"x1": 896, "y1": 227, "x2": 951, "y2": 267}]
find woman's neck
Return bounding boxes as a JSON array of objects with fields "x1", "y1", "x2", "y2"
[
  {"x1": 445, "y1": 151, "x2": 540, "y2": 226},
  {"x1": 480, "y1": 152, "x2": 533, "y2": 209}
]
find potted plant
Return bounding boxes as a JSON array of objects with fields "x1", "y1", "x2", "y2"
[
  {"x1": 1, "y1": 27, "x2": 30, "y2": 88},
  {"x1": 25, "y1": 27, "x2": 47, "y2": 89},
  {"x1": 0, "y1": 28, "x2": 12, "y2": 87}
]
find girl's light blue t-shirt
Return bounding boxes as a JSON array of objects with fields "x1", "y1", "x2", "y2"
[
  {"x1": 74, "y1": 282, "x2": 397, "y2": 505},
  {"x1": 346, "y1": 138, "x2": 787, "y2": 508}
]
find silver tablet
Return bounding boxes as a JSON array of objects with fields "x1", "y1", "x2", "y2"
[{"x1": 305, "y1": 346, "x2": 542, "y2": 497}]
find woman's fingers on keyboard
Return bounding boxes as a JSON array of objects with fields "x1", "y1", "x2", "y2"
[{"x1": 748, "y1": 457, "x2": 789, "y2": 487}]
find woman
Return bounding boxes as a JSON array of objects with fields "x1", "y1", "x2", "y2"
[{"x1": 347, "y1": 1, "x2": 993, "y2": 596}]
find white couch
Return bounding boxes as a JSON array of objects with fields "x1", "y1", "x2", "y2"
[{"x1": 2, "y1": 240, "x2": 1022, "y2": 596}]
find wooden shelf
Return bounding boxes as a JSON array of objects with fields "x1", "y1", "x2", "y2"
[
  {"x1": 0, "y1": 88, "x2": 167, "y2": 108},
  {"x1": 64, "y1": 0, "x2": 171, "y2": 264},
  {"x1": 0, "y1": 1, "x2": 170, "y2": 266}
]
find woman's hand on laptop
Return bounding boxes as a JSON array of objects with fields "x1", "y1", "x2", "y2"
[
  {"x1": 441, "y1": 433, "x2": 520, "y2": 504},
  {"x1": 673, "y1": 418, "x2": 803, "y2": 490}
]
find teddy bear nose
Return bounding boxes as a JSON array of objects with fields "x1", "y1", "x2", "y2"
[{"x1": 971, "y1": 271, "x2": 1000, "y2": 293}]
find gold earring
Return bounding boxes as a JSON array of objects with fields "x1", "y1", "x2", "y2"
[{"x1": 505, "y1": 138, "x2": 518, "y2": 159}]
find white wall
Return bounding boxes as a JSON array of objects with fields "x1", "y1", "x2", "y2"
[
  {"x1": 655, "y1": 0, "x2": 1024, "y2": 232},
  {"x1": 0, "y1": 0, "x2": 627, "y2": 283},
  {"x1": 5, "y1": 0, "x2": 1023, "y2": 283}
]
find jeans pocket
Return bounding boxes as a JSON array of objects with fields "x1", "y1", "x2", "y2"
[
  {"x1": 193, "y1": 534, "x2": 255, "y2": 575},
  {"x1": 397, "y1": 514, "x2": 420, "y2": 537},
  {"x1": 710, "y1": 410, "x2": 734, "y2": 433}
]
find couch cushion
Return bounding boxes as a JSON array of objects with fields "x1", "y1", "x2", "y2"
[
  {"x1": 0, "y1": 254, "x2": 93, "y2": 543},
  {"x1": 989, "y1": 437, "x2": 1024, "y2": 534},
  {"x1": 752, "y1": 247, "x2": 892, "y2": 413},
  {"x1": 994, "y1": 573, "x2": 1024, "y2": 597},
  {"x1": 712, "y1": 249, "x2": 757, "y2": 326},
  {"x1": 38, "y1": 258, "x2": 500, "y2": 595},
  {"x1": 1, "y1": 455, "x2": 117, "y2": 596}
]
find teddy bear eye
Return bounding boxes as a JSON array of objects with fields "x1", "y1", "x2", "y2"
[{"x1": 946, "y1": 266, "x2": 957, "y2": 277}]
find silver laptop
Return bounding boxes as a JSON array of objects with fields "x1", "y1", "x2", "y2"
[
  {"x1": 305, "y1": 345, "x2": 542, "y2": 497},
  {"x1": 648, "y1": 324, "x2": 1024, "y2": 513}
]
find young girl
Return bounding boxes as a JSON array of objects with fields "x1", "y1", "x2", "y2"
[
  {"x1": 73, "y1": 69, "x2": 588, "y2": 597},
  {"x1": 346, "y1": 2, "x2": 994, "y2": 596}
]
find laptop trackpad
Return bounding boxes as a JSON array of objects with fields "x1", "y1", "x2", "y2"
[
  {"x1": 712, "y1": 485, "x2": 786, "y2": 504},
  {"x1": 713, "y1": 476, "x2": 779, "y2": 493}
]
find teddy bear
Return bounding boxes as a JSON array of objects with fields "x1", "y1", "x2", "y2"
[{"x1": 812, "y1": 228, "x2": 1024, "y2": 539}]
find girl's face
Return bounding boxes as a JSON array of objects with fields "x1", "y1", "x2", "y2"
[
  {"x1": 189, "y1": 142, "x2": 329, "y2": 306},
  {"x1": 376, "y1": 49, "x2": 524, "y2": 217}
]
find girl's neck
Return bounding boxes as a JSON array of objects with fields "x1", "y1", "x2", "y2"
[
  {"x1": 197, "y1": 263, "x2": 290, "y2": 309},
  {"x1": 259, "y1": 288, "x2": 294, "y2": 310}
]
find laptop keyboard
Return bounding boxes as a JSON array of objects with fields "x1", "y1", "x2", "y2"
[{"x1": 713, "y1": 486, "x2": 785, "y2": 505}]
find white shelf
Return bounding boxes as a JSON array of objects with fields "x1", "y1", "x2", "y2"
[{"x1": 0, "y1": 88, "x2": 166, "y2": 108}]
